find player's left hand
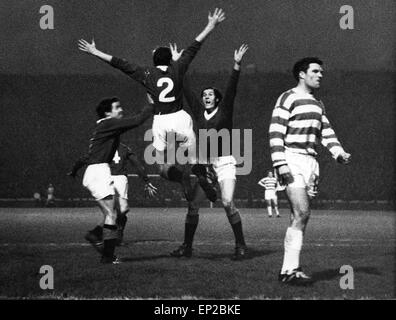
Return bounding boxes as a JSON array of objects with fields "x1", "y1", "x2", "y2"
[
  {"x1": 337, "y1": 152, "x2": 351, "y2": 164},
  {"x1": 78, "y1": 38, "x2": 97, "y2": 54},
  {"x1": 234, "y1": 44, "x2": 248, "y2": 64},
  {"x1": 169, "y1": 43, "x2": 184, "y2": 61},
  {"x1": 144, "y1": 182, "x2": 158, "y2": 198}
]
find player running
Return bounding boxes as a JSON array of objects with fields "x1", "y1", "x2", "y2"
[
  {"x1": 258, "y1": 171, "x2": 280, "y2": 218},
  {"x1": 77, "y1": 8, "x2": 226, "y2": 203},
  {"x1": 74, "y1": 97, "x2": 153, "y2": 264},
  {"x1": 269, "y1": 57, "x2": 351, "y2": 284},
  {"x1": 69, "y1": 142, "x2": 157, "y2": 248},
  {"x1": 169, "y1": 44, "x2": 249, "y2": 261}
]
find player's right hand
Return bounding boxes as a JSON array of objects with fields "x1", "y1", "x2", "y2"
[
  {"x1": 234, "y1": 44, "x2": 248, "y2": 64},
  {"x1": 207, "y1": 8, "x2": 226, "y2": 27},
  {"x1": 78, "y1": 39, "x2": 97, "y2": 54},
  {"x1": 144, "y1": 182, "x2": 158, "y2": 198},
  {"x1": 276, "y1": 165, "x2": 294, "y2": 186},
  {"x1": 337, "y1": 152, "x2": 351, "y2": 165}
]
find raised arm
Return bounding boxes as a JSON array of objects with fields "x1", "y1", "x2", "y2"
[
  {"x1": 78, "y1": 39, "x2": 145, "y2": 82},
  {"x1": 78, "y1": 39, "x2": 113, "y2": 62},
  {"x1": 195, "y1": 8, "x2": 226, "y2": 43},
  {"x1": 172, "y1": 9, "x2": 225, "y2": 75},
  {"x1": 183, "y1": 76, "x2": 203, "y2": 121},
  {"x1": 221, "y1": 44, "x2": 248, "y2": 115}
]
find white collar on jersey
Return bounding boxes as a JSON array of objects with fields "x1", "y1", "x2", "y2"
[
  {"x1": 204, "y1": 107, "x2": 219, "y2": 120},
  {"x1": 156, "y1": 65, "x2": 168, "y2": 71},
  {"x1": 96, "y1": 116, "x2": 111, "y2": 124}
]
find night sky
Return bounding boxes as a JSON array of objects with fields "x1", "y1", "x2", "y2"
[{"x1": 0, "y1": 0, "x2": 394, "y2": 74}]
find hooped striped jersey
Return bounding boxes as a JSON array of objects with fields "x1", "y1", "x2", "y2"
[
  {"x1": 269, "y1": 88, "x2": 345, "y2": 168},
  {"x1": 259, "y1": 177, "x2": 278, "y2": 191}
]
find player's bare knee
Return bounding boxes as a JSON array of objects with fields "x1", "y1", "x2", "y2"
[
  {"x1": 293, "y1": 210, "x2": 310, "y2": 226},
  {"x1": 221, "y1": 199, "x2": 232, "y2": 209},
  {"x1": 119, "y1": 201, "x2": 129, "y2": 214}
]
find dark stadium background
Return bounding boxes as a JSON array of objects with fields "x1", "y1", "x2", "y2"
[{"x1": 0, "y1": 0, "x2": 394, "y2": 205}]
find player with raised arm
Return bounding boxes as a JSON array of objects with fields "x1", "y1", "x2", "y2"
[
  {"x1": 77, "y1": 8, "x2": 226, "y2": 203},
  {"x1": 258, "y1": 171, "x2": 280, "y2": 218},
  {"x1": 169, "y1": 44, "x2": 249, "y2": 260},
  {"x1": 75, "y1": 97, "x2": 153, "y2": 264},
  {"x1": 69, "y1": 142, "x2": 157, "y2": 247},
  {"x1": 269, "y1": 57, "x2": 351, "y2": 284}
]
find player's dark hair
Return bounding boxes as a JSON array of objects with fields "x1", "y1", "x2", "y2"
[
  {"x1": 293, "y1": 57, "x2": 323, "y2": 81},
  {"x1": 153, "y1": 47, "x2": 172, "y2": 66},
  {"x1": 200, "y1": 87, "x2": 223, "y2": 107},
  {"x1": 96, "y1": 97, "x2": 120, "y2": 119}
]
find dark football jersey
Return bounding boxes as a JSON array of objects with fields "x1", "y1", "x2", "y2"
[
  {"x1": 184, "y1": 69, "x2": 240, "y2": 159},
  {"x1": 109, "y1": 143, "x2": 134, "y2": 176},
  {"x1": 86, "y1": 105, "x2": 153, "y2": 165},
  {"x1": 109, "y1": 41, "x2": 202, "y2": 115}
]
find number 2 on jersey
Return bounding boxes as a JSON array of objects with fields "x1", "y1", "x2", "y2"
[{"x1": 157, "y1": 77, "x2": 176, "y2": 103}]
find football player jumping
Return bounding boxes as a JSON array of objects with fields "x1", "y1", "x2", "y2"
[{"x1": 77, "y1": 8, "x2": 226, "y2": 203}]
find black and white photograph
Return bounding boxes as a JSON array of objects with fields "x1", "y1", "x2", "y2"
[{"x1": 0, "y1": 0, "x2": 394, "y2": 306}]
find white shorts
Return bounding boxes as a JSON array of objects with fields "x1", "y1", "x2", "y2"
[
  {"x1": 211, "y1": 155, "x2": 237, "y2": 182},
  {"x1": 285, "y1": 150, "x2": 319, "y2": 192},
  {"x1": 265, "y1": 190, "x2": 277, "y2": 200},
  {"x1": 82, "y1": 164, "x2": 114, "y2": 200},
  {"x1": 112, "y1": 175, "x2": 129, "y2": 200},
  {"x1": 152, "y1": 109, "x2": 196, "y2": 153}
]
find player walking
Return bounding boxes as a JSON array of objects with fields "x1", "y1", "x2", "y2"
[
  {"x1": 258, "y1": 171, "x2": 280, "y2": 218},
  {"x1": 77, "y1": 8, "x2": 226, "y2": 203},
  {"x1": 269, "y1": 57, "x2": 351, "y2": 284},
  {"x1": 170, "y1": 44, "x2": 249, "y2": 260}
]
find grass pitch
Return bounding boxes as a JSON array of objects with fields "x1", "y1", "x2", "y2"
[{"x1": 0, "y1": 207, "x2": 394, "y2": 299}]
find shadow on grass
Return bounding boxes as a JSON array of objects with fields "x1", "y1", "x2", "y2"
[
  {"x1": 311, "y1": 266, "x2": 382, "y2": 283},
  {"x1": 119, "y1": 248, "x2": 276, "y2": 263},
  {"x1": 200, "y1": 248, "x2": 277, "y2": 261},
  {"x1": 120, "y1": 254, "x2": 171, "y2": 262}
]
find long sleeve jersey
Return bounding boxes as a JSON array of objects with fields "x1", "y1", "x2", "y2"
[
  {"x1": 109, "y1": 41, "x2": 202, "y2": 115},
  {"x1": 269, "y1": 89, "x2": 345, "y2": 168},
  {"x1": 184, "y1": 68, "x2": 240, "y2": 159},
  {"x1": 86, "y1": 105, "x2": 153, "y2": 165}
]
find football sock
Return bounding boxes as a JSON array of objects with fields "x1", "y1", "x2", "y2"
[
  {"x1": 184, "y1": 215, "x2": 199, "y2": 247},
  {"x1": 226, "y1": 210, "x2": 245, "y2": 247},
  {"x1": 116, "y1": 214, "x2": 128, "y2": 231},
  {"x1": 103, "y1": 224, "x2": 118, "y2": 240},
  {"x1": 230, "y1": 221, "x2": 246, "y2": 247},
  {"x1": 275, "y1": 207, "x2": 280, "y2": 216},
  {"x1": 267, "y1": 206, "x2": 273, "y2": 216},
  {"x1": 103, "y1": 224, "x2": 118, "y2": 258},
  {"x1": 103, "y1": 239, "x2": 117, "y2": 258},
  {"x1": 281, "y1": 227, "x2": 303, "y2": 274}
]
